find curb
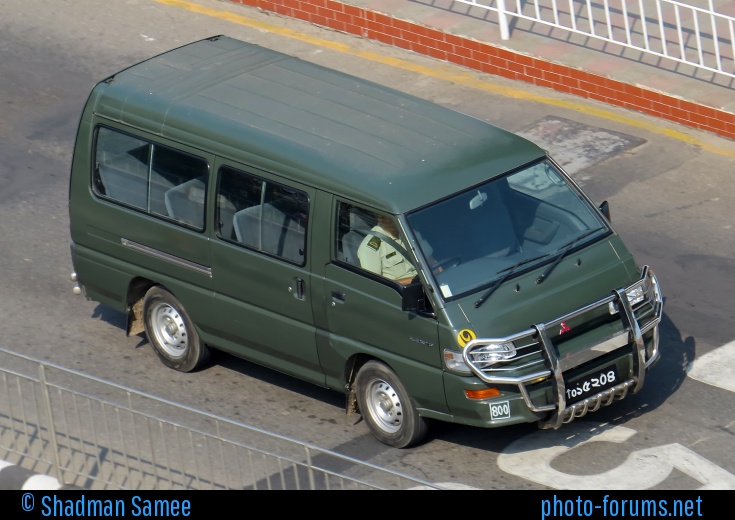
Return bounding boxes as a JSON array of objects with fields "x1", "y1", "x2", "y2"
[{"x1": 0, "y1": 461, "x2": 85, "y2": 491}]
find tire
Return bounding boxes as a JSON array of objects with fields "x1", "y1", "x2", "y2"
[
  {"x1": 355, "y1": 361, "x2": 428, "y2": 448},
  {"x1": 142, "y1": 286, "x2": 210, "y2": 372}
]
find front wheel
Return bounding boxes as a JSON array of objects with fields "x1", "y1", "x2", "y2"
[
  {"x1": 355, "y1": 361, "x2": 428, "y2": 448},
  {"x1": 142, "y1": 286, "x2": 210, "y2": 373}
]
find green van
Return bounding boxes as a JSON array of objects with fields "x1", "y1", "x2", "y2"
[{"x1": 68, "y1": 35, "x2": 663, "y2": 448}]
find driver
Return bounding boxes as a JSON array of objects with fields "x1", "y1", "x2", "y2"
[{"x1": 357, "y1": 214, "x2": 437, "y2": 285}]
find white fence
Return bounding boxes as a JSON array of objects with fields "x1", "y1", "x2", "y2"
[
  {"x1": 454, "y1": 0, "x2": 735, "y2": 79},
  {"x1": 0, "y1": 347, "x2": 444, "y2": 490}
]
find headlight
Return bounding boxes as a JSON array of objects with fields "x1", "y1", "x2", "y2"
[
  {"x1": 465, "y1": 342, "x2": 516, "y2": 369},
  {"x1": 609, "y1": 284, "x2": 645, "y2": 314},
  {"x1": 627, "y1": 285, "x2": 645, "y2": 306}
]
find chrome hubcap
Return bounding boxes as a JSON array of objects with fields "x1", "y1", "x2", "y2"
[
  {"x1": 365, "y1": 379, "x2": 402, "y2": 434},
  {"x1": 150, "y1": 302, "x2": 188, "y2": 358}
]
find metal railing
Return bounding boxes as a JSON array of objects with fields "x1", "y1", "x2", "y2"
[
  {"x1": 0, "y1": 347, "x2": 444, "y2": 490},
  {"x1": 453, "y1": 0, "x2": 735, "y2": 79}
]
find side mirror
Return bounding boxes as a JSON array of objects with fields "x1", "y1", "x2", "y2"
[
  {"x1": 402, "y1": 281, "x2": 433, "y2": 315},
  {"x1": 599, "y1": 200, "x2": 611, "y2": 222}
]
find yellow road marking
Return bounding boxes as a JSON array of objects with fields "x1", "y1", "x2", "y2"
[{"x1": 156, "y1": 0, "x2": 735, "y2": 158}]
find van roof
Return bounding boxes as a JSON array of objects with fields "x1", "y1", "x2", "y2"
[{"x1": 91, "y1": 35, "x2": 544, "y2": 213}]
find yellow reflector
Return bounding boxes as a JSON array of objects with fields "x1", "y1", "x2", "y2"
[{"x1": 464, "y1": 387, "x2": 501, "y2": 400}]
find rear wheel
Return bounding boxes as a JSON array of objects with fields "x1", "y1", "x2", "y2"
[
  {"x1": 142, "y1": 286, "x2": 210, "y2": 372},
  {"x1": 355, "y1": 361, "x2": 428, "y2": 448}
]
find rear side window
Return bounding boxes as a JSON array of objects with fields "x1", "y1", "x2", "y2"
[
  {"x1": 93, "y1": 127, "x2": 209, "y2": 229},
  {"x1": 216, "y1": 166, "x2": 309, "y2": 265}
]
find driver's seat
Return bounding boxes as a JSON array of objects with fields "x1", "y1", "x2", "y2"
[{"x1": 341, "y1": 208, "x2": 376, "y2": 266}]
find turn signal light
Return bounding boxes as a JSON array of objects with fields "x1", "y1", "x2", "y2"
[{"x1": 464, "y1": 387, "x2": 501, "y2": 400}]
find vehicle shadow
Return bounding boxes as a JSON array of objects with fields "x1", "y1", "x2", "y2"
[
  {"x1": 210, "y1": 349, "x2": 347, "y2": 409},
  {"x1": 90, "y1": 304, "x2": 127, "y2": 330}
]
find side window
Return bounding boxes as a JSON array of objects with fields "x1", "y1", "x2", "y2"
[
  {"x1": 337, "y1": 203, "x2": 434, "y2": 287},
  {"x1": 93, "y1": 127, "x2": 209, "y2": 229},
  {"x1": 93, "y1": 128, "x2": 149, "y2": 210},
  {"x1": 217, "y1": 166, "x2": 309, "y2": 265},
  {"x1": 335, "y1": 201, "x2": 376, "y2": 267},
  {"x1": 154, "y1": 146, "x2": 208, "y2": 228}
]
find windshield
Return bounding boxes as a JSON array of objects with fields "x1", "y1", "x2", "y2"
[{"x1": 405, "y1": 158, "x2": 609, "y2": 302}]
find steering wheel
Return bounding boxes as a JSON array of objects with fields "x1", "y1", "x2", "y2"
[{"x1": 431, "y1": 256, "x2": 462, "y2": 273}]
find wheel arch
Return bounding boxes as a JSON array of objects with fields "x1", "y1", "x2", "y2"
[
  {"x1": 344, "y1": 353, "x2": 407, "y2": 416},
  {"x1": 125, "y1": 277, "x2": 159, "y2": 337}
]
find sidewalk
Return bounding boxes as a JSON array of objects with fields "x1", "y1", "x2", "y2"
[{"x1": 227, "y1": 0, "x2": 735, "y2": 140}]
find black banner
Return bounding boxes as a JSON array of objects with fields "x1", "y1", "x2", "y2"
[{"x1": 4, "y1": 489, "x2": 729, "y2": 519}]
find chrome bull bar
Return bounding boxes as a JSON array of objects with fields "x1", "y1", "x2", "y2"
[{"x1": 462, "y1": 266, "x2": 663, "y2": 430}]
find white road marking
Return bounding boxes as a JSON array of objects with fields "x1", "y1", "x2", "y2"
[
  {"x1": 0, "y1": 460, "x2": 65, "y2": 489},
  {"x1": 22, "y1": 474, "x2": 63, "y2": 490},
  {"x1": 498, "y1": 423, "x2": 735, "y2": 490},
  {"x1": 687, "y1": 340, "x2": 735, "y2": 392}
]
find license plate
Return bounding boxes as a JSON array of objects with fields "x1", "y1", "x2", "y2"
[
  {"x1": 489, "y1": 400, "x2": 511, "y2": 420},
  {"x1": 564, "y1": 365, "x2": 619, "y2": 405}
]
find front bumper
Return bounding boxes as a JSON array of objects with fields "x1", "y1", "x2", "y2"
[{"x1": 461, "y1": 265, "x2": 663, "y2": 429}]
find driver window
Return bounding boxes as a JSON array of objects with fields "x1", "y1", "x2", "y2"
[
  {"x1": 336, "y1": 202, "x2": 376, "y2": 266},
  {"x1": 360, "y1": 208, "x2": 432, "y2": 286}
]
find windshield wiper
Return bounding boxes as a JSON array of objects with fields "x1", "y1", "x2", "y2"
[
  {"x1": 474, "y1": 253, "x2": 550, "y2": 308},
  {"x1": 535, "y1": 227, "x2": 605, "y2": 285}
]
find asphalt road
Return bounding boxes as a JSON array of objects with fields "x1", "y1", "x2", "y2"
[{"x1": 1, "y1": 0, "x2": 734, "y2": 491}]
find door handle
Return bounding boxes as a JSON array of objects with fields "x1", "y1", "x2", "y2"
[
  {"x1": 290, "y1": 277, "x2": 305, "y2": 300},
  {"x1": 331, "y1": 290, "x2": 345, "y2": 304}
]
